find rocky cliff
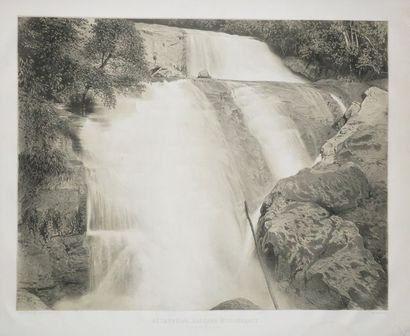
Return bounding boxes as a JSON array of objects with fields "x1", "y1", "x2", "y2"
[
  {"x1": 256, "y1": 87, "x2": 388, "y2": 309},
  {"x1": 135, "y1": 23, "x2": 186, "y2": 79},
  {"x1": 17, "y1": 113, "x2": 89, "y2": 309}
]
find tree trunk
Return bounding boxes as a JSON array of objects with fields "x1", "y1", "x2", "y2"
[{"x1": 244, "y1": 200, "x2": 279, "y2": 309}]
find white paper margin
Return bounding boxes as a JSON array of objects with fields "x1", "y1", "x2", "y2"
[{"x1": 1, "y1": 0, "x2": 409, "y2": 335}]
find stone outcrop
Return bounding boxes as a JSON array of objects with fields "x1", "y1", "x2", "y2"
[
  {"x1": 211, "y1": 298, "x2": 261, "y2": 310},
  {"x1": 284, "y1": 57, "x2": 338, "y2": 82},
  {"x1": 257, "y1": 87, "x2": 388, "y2": 309},
  {"x1": 319, "y1": 87, "x2": 388, "y2": 268},
  {"x1": 17, "y1": 113, "x2": 89, "y2": 309},
  {"x1": 135, "y1": 23, "x2": 186, "y2": 79}
]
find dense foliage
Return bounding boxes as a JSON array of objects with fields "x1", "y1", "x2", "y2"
[
  {"x1": 18, "y1": 18, "x2": 148, "y2": 188},
  {"x1": 139, "y1": 19, "x2": 387, "y2": 79},
  {"x1": 80, "y1": 19, "x2": 149, "y2": 108},
  {"x1": 18, "y1": 18, "x2": 85, "y2": 101}
]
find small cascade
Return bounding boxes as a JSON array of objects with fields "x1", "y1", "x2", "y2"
[
  {"x1": 230, "y1": 85, "x2": 312, "y2": 181},
  {"x1": 330, "y1": 93, "x2": 347, "y2": 114},
  {"x1": 185, "y1": 29, "x2": 303, "y2": 82}
]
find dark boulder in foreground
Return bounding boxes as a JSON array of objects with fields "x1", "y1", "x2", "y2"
[
  {"x1": 211, "y1": 298, "x2": 261, "y2": 310},
  {"x1": 257, "y1": 87, "x2": 388, "y2": 309}
]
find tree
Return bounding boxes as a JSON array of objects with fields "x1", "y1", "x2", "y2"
[
  {"x1": 79, "y1": 19, "x2": 149, "y2": 113},
  {"x1": 18, "y1": 18, "x2": 85, "y2": 188},
  {"x1": 18, "y1": 18, "x2": 150, "y2": 189},
  {"x1": 157, "y1": 19, "x2": 387, "y2": 79},
  {"x1": 18, "y1": 17, "x2": 85, "y2": 102}
]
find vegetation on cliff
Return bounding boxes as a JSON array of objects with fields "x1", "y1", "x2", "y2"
[
  {"x1": 17, "y1": 18, "x2": 149, "y2": 308},
  {"x1": 137, "y1": 19, "x2": 387, "y2": 80},
  {"x1": 18, "y1": 17, "x2": 148, "y2": 189}
]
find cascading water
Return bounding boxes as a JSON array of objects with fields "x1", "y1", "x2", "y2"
[
  {"x1": 229, "y1": 85, "x2": 312, "y2": 180},
  {"x1": 56, "y1": 26, "x2": 323, "y2": 310},
  {"x1": 185, "y1": 28, "x2": 303, "y2": 82},
  {"x1": 57, "y1": 81, "x2": 276, "y2": 309},
  {"x1": 330, "y1": 93, "x2": 347, "y2": 114}
]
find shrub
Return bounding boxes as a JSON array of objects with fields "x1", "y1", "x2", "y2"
[{"x1": 19, "y1": 148, "x2": 67, "y2": 188}]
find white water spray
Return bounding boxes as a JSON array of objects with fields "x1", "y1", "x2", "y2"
[
  {"x1": 57, "y1": 26, "x2": 321, "y2": 310},
  {"x1": 330, "y1": 93, "x2": 347, "y2": 114},
  {"x1": 58, "y1": 81, "x2": 275, "y2": 309}
]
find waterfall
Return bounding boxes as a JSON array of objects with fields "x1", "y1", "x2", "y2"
[
  {"x1": 56, "y1": 26, "x2": 326, "y2": 310},
  {"x1": 185, "y1": 28, "x2": 303, "y2": 82},
  {"x1": 57, "y1": 80, "x2": 276, "y2": 309},
  {"x1": 230, "y1": 85, "x2": 312, "y2": 180}
]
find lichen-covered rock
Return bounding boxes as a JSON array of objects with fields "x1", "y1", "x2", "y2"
[
  {"x1": 211, "y1": 298, "x2": 261, "y2": 310},
  {"x1": 340, "y1": 190, "x2": 387, "y2": 268},
  {"x1": 272, "y1": 162, "x2": 371, "y2": 213},
  {"x1": 319, "y1": 87, "x2": 387, "y2": 187},
  {"x1": 305, "y1": 243, "x2": 386, "y2": 309},
  {"x1": 257, "y1": 86, "x2": 388, "y2": 309},
  {"x1": 260, "y1": 201, "x2": 386, "y2": 309},
  {"x1": 319, "y1": 86, "x2": 388, "y2": 269}
]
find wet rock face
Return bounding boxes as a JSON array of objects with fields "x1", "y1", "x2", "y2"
[
  {"x1": 211, "y1": 298, "x2": 261, "y2": 310},
  {"x1": 17, "y1": 132, "x2": 89, "y2": 308},
  {"x1": 257, "y1": 86, "x2": 388, "y2": 309}
]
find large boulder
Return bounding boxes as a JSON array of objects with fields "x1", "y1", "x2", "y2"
[
  {"x1": 211, "y1": 298, "x2": 261, "y2": 310},
  {"x1": 197, "y1": 69, "x2": 211, "y2": 78},
  {"x1": 269, "y1": 162, "x2": 371, "y2": 213},
  {"x1": 259, "y1": 200, "x2": 386, "y2": 309},
  {"x1": 257, "y1": 86, "x2": 388, "y2": 309}
]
